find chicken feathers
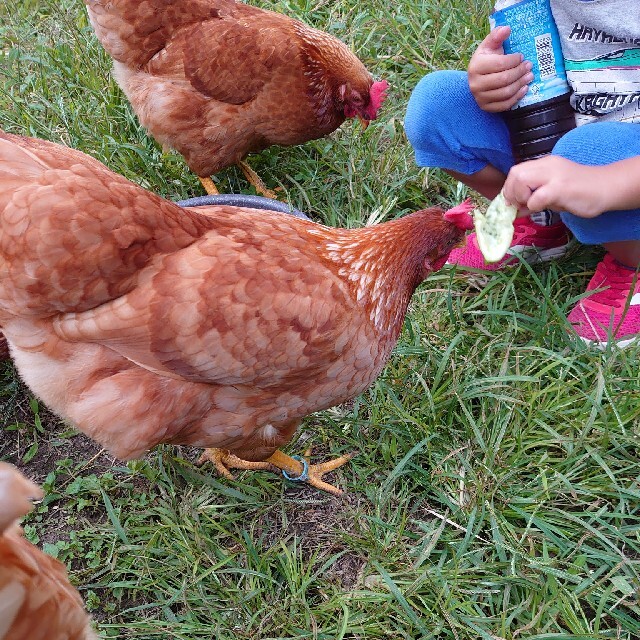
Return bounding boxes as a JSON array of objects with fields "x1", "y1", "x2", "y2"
[
  {"x1": 0, "y1": 462, "x2": 96, "y2": 640},
  {"x1": 83, "y1": 0, "x2": 388, "y2": 181},
  {"x1": 0, "y1": 131, "x2": 466, "y2": 480}
]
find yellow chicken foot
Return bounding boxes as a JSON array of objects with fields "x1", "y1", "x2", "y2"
[
  {"x1": 198, "y1": 448, "x2": 355, "y2": 496},
  {"x1": 265, "y1": 448, "x2": 355, "y2": 496},
  {"x1": 237, "y1": 160, "x2": 278, "y2": 199},
  {"x1": 199, "y1": 176, "x2": 220, "y2": 195},
  {"x1": 197, "y1": 448, "x2": 275, "y2": 478}
]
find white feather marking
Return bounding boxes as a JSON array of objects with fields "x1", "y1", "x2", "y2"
[{"x1": 260, "y1": 424, "x2": 279, "y2": 446}]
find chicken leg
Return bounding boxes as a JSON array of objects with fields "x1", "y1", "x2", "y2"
[
  {"x1": 199, "y1": 177, "x2": 220, "y2": 195},
  {"x1": 199, "y1": 162, "x2": 277, "y2": 198},
  {"x1": 198, "y1": 448, "x2": 354, "y2": 496},
  {"x1": 237, "y1": 160, "x2": 278, "y2": 199}
]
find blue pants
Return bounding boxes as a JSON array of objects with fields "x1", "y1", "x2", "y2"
[{"x1": 404, "y1": 70, "x2": 640, "y2": 245}]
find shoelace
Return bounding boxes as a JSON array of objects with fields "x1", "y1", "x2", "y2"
[{"x1": 589, "y1": 259, "x2": 638, "y2": 307}]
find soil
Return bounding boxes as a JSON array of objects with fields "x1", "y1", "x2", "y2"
[{"x1": 1, "y1": 365, "x2": 116, "y2": 483}]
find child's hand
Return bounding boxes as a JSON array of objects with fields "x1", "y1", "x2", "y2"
[
  {"x1": 503, "y1": 156, "x2": 610, "y2": 218},
  {"x1": 468, "y1": 26, "x2": 533, "y2": 112}
]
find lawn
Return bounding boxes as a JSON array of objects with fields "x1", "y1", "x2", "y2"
[{"x1": 1, "y1": 0, "x2": 639, "y2": 638}]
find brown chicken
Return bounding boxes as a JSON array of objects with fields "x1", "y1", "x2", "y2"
[
  {"x1": 84, "y1": 0, "x2": 388, "y2": 196},
  {"x1": 0, "y1": 462, "x2": 97, "y2": 639},
  {"x1": 0, "y1": 131, "x2": 470, "y2": 494}
]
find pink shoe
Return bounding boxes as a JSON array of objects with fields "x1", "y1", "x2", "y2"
[
  {"x1": 568, "y1": 254, "x2": 640, "y2": 349},
  {"x1": 447, "y1": 217, "x2": 571, "y2": 270}
]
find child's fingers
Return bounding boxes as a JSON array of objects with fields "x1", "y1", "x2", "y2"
[
  {"x1": 471, "y1": 51, "x2": 524, "y2": 76},
  {"x1": 483, "y1": 85, "x2": 529, "y2": 113},
  {"x1": 474, "y1": 62, "x2": 532, "y2": 92},
  {"x1": 504, "y1": 182, "x2": 534, "y2": 209},
  {"x1": 526, "y1": 185, "x2": 555, "y2": 213},
  {"x1": 479, "y1": 82, "x2": 525, "y2": 108},
  {"x1": 475, "y1": 81, "x2": 529, "y2": 112},
  {"x1": 476, "y1": 26, "x2": 512, "y2": 54},
  {"x1": 504, "y1": 165, "x2": 544, "y2": 208}
]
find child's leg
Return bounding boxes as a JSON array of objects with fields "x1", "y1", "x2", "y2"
[
  {"x1": 604, "y1": 241, "x2": 640, "y2": 267},
  {"x1": 445, "y1": 166, "x2": 507, "y2": 201},
  {"x1": 405, "y1": 70, "x2": 570, "y2": 270},
  {"x1": 551, "y1": 122, "x2": 640, "y2": 347},
  {"x1": 404, "y1": 70, "x2": 514, "y2": 197}
]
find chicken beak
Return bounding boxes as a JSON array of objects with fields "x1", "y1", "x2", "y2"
[{"x1": 358, "y1": 115, "x2": 370, "y2": 130}]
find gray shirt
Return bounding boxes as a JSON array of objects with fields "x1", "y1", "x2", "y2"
[{"x1": 551, "y1": 0, "x2": 640, "y2": 123}]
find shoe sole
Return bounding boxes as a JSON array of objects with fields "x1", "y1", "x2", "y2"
[
  {"x1": 509, "y1": 242, "x2": 571, "y2": 264},
  {"x1": 578, "y1": 334, "x2": 639, "y2": 350}
]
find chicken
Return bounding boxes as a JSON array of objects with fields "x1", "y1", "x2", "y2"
[
  {"x1": 0, "y1": 131, "x2": 470, "y2": 494},
  {"x1": 84, "y1": 0, "x2": 388, "y2": 196},
  {"x1": 0, "y1": 462, "x2": 97, "y2": 639}
]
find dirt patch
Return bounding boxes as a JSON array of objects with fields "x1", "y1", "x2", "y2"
[{"x1": 1, "y1": 366, "x2": 117, "y2": 483}]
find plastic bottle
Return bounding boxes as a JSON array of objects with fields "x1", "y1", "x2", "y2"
[{"x1": 491, "y1": 0, "x2": 576, "y2": 163}]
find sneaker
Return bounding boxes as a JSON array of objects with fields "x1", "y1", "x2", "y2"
[
  {"x1": 447, "y1": 217, "x2": 571, "y2": 270},
  {"x1": 567, "y1": 254, "x2": 640, "y2": 349}
]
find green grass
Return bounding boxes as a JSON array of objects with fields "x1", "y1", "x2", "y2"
[{"x1": 1, "y1": 1, "x2": 639, "y2": 638}]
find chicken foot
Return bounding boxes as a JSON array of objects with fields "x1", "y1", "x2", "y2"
[
  {"x1": 197, "y1": 447, "x2": 354, "y2": 496},
  {"x1": 237, "y1": 160, "x2": 278, "y2": 200}
]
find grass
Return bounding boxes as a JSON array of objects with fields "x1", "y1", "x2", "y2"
[{"x1": 1, "y1": 0, "x2": 639, "y2": 638}]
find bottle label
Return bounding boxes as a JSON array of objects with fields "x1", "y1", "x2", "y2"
[{"x1": 490, "y1": 0, "x2": 570, "y2": 108}]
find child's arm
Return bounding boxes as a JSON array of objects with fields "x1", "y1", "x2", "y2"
[
  {"x1": 502, "y1": 155, "x2": 640, "y2": 218},
  {"x1": 468, "y1": 26, "x2": 533, "y2": 112}
]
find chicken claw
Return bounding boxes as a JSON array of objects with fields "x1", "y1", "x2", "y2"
[
  {"x1": 197, "y1": 448, "x2": 275, "y2": 478},
  {"x1": 198, "y1": 448, "x2": 355, "y2": 496},
  {"x1": 264, "y1": 448, "x2": 355, "y2": 496}
]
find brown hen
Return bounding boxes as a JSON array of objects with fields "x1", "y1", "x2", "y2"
[
  {"x1": 0, "y1": 463, "x2": 97, "y2": 639},
  {"x1": 0, "y1": 131, "x2": 469, "y2": 494},
  {"x1": 84, "y1": 0, "x2": 388, "y2": 196}
]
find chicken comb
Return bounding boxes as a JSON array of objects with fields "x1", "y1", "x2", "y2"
[
  {"x1": 443, "y1": 198, "x2": 475, "y2": 231},
  {"x1": 0, "y1": 462, "x2": 43, "y2": 533},
  {"x1": 369, "y1": 80, "x2": 389, "y2": 112}
]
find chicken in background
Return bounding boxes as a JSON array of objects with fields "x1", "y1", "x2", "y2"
[
  {"x1": 84, "y1": 0, "x2": 388, "y2": 197},
  {"x1": 0, "y1": 462, "x2": 97, "y2": 639},
  {"x1": 0, "y1": 131, "x2": 471, "y2": 495}
]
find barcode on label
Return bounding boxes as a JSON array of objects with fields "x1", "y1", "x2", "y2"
[{"x1": 535, "y1": 33, "x2": 556, "y2": 79}]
